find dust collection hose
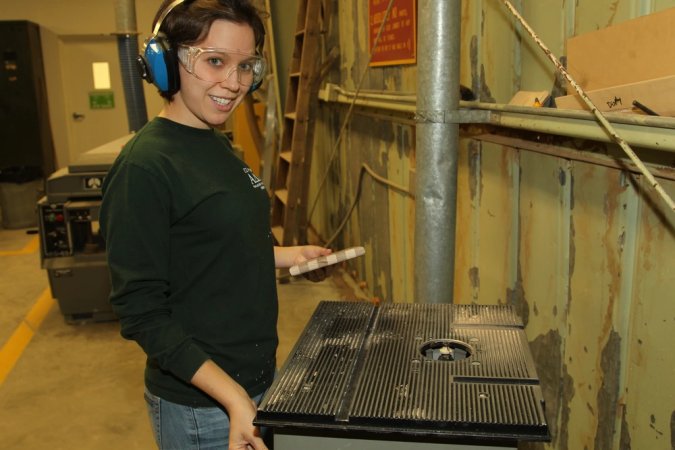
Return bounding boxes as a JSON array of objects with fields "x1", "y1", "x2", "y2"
[
  {"x1": 115, "y1": 0, "x2": 148, "y2": 132},
  {"x1": 117, "y1": 34, "x2": 148, "y2": 132}
]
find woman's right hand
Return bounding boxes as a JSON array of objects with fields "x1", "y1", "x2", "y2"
[
  {"x1": 190, "y1": 360, "x2": 268, "y2": 449},
  {"x1": 228, "y1": 394, "x2": 267, "y2": 449}
]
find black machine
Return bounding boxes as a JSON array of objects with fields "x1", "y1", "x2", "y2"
[
  {"x1": 38, "y1": 136, "x2": 130, "y2": 323},
  {"x1": 0, "y1": 20, "x2": 55, "y2": 178},
  {"x1": 257, "y1": 301, "x2": 550, "y2": 449}
]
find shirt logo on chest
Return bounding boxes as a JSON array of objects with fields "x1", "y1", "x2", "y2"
[{"x1": 243, "y1": 168, "x2": 265, "y2": 190}]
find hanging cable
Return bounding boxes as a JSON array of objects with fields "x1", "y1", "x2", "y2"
[
  {"x1": 324, "y1": 163, "x2": 414, "y2": 248},
  {"x1": 500, "y1": 0, "x2": 675, "y2": 213},
  {"x1": 278, "y1": 161, "x2": 414, "y2": 281},
  {"x1": 307, "y1": 0, "x2": 397, "y2": 235}
]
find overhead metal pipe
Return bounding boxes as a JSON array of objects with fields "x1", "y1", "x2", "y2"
[
  {"x1": 414, "y1": 0, "x2": 461, "y2": 304},
  {"x1": 115, "y1": 0, "x2": 148, "y2": 132},
  {"x1": 318, "y1": 85, "x2": 675, "y2": 152}
]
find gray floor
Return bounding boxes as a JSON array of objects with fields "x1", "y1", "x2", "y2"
[{"x1": 0, "y1": 226, "x2": 366, "y2": 450}]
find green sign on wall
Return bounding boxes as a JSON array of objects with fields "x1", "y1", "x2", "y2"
[{"x1": 89, "y1": 91, "x2": 115, "y2": 109}]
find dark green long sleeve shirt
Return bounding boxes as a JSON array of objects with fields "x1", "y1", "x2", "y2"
[{"x1": 100, "y1": 117, "x2": 278, "y2": 407}]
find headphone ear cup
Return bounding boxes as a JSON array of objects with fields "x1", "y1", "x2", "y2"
[
  {"x1": 249, "y1": 79, "x2": 262, "y2": 94},
  {"x1": 248, "y1": 58, "x2": 266, "y2": 94},
  {"x1": 160, "y1": 38, "x2": 180, "y2": 95},
  {"x1": 136, "y1": 53, "x2": 153, "y2": 84},
  {"x1": 141, "y1": 34, "x2": 180, "y2": 95}
]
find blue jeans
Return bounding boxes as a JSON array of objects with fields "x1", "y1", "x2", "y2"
[{"x1": 144, "y1": 389, "x2": 265, "y2": 450}]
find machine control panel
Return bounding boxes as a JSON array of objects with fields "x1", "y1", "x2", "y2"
[
  {"x1": 82, "y1": 175, "x2": 104, "y2": 191},
  {"x1": 40, "y1": 203, "x2": 71, "y2": 257}
]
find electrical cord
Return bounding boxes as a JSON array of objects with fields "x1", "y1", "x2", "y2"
[
  {"x1": 324, "y1": 163, "x2": 414, "y2": 248},
  {"x1": 277, "y1": 162, "x2": 413, "y2": 281}
]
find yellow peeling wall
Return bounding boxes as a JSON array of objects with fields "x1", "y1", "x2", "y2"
[{"x1": 310, "y1": 1, "x2": 675, "y2": 449}]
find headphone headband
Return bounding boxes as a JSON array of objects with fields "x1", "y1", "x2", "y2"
[{"x1": 152, "y1": 0, "x2": 185, "y2": 36}]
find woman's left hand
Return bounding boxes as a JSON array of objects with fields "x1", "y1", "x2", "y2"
[
  {"x1": 275, "y1": 245, "x2": 333, "y2": 282},
  {"x1": 297, "y1": 246, "x2": 333, "y2": 282}
]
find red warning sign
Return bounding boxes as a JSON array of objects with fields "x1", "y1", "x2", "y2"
[{"x1": 369, "y1": 0, "x2": 417, "y2": 67}]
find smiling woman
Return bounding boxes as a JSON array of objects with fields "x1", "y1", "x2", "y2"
[{"x1": 99, "y1": 1, "x2": 332, "y2": 449}]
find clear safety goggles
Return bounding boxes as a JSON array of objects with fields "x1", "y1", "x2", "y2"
[{"x1": 177, "y1": 45, "x2": 266, "y2": 87}]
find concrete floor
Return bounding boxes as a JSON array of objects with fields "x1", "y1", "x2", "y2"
[{"x1": 0, "y1": 226, "x2": 366, "y2": 450}]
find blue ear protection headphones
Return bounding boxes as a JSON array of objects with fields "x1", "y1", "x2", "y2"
[
  {"x1": 137, "y1": 0, "x2": 263, "y2": 96},
  {"x1": 137, "y1": 0, "x2": 184, "y2": 96}
]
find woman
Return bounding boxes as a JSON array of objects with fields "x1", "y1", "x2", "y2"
[{"x1": 100, "y1": 1, "x2": 330, "y2": 448}]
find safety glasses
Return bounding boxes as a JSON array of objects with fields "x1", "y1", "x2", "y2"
[{"x1": 177, "y1": 45, "x2": 266, "y2": 87}]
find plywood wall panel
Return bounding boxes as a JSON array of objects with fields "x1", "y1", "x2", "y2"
[
  {"x1": 453, "y1": 141, "x2": 518, "y2": 305},
  {"x1": 520, "y1": 0, "x2": 567, "y2": 92},
  {"x1": 309, "y1": 107, "x2": 339, "y2": 240},
  {"x1": 461, "y1": 0, "x2": 519, "y2": 102},
  {"x1": 623, "y1": 177, "x2": 675, "y2": 449},
  {"x1": 476, "y1": 143, "x2": 519, "y2": 304},
  {"x1": 516, "y1": 151, "x2": 572, "y2": 450},
  {"x1": 454, "y1": 139, "x2": 476, "y2": 304},
  {"x1": 573, "y1": 0, "x2": 635, "y2": 34},
  {"x1": 352, "y1": 117, "x2": 392, "y2": 302},
  {"x1": 386, "y1": 123, "x2": 415, "y2": 303},
  {"x1": 564, "y1": 163, "x2": 628, "y2": 449},
  {"x1": 517, "y1": 152, "x2": 571, "y2": 329},
  {"x1": 654, "y1": 0, "x2": 675, "y2": 12}
]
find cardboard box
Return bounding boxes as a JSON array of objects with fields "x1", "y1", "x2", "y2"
[
  {"x1": 555, "y1": 75, "x2": 675, "y2": 116},
  {"x1": 567, "y1": 7, "x2": 675, "y2": 92}
]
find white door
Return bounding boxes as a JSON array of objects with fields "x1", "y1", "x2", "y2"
[{"x1": 59, "y1": 35, "x2": 130, "y2": 162}]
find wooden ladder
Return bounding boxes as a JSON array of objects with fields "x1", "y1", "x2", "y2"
[{"x1": 270, "y1": 0, "x2": 324, "y2": 246}]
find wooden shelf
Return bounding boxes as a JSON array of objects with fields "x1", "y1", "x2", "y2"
[
  {"x1": 271, "y1": 226, "x2": 284, "y2": 245},
  {"x1": 275, "y1": 189, "x2": 288, "y2": 205},
  {"x1": 280, "y1": 151, "x2": 292, "y2": 163}
]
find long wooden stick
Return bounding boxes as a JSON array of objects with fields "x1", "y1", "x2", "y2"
[{"x1": 500, "y1": 0, "x2": 675, "y2": 213}]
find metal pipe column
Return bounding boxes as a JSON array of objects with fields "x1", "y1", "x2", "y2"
[
  {"x1": 115, "y1": 0, "x2": 148, "y2": 132},
  {"x1": 414, "y1": 0, "x2": 461, "y2": 304}
]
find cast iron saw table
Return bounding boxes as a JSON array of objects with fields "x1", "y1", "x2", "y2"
[{"x1": 256, "y1": 301, "x2": 550, "y2": 449}]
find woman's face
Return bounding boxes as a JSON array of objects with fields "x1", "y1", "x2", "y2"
[{"x1": 166, "y1": 19, "x2": 256, "y2": 129}]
